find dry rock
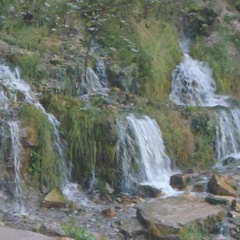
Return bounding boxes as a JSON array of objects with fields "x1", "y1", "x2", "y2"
[
  {"x1": 207, "y1": 174, "x2": 238, "y2": 197},
  {"x1": 137, "y1": 197, "x2": 224, "y2": 238}
]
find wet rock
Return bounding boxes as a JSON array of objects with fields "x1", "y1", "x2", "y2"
[
  {"x1": 232, "y1": 198, "x2": 240, "y2": 212},
  {"x1": 207, "y1": 174, "x2": 238, "y2": 197},
  {"x1": 192, "y1": 181, "x2": 207, "y2": 192},
  {"x1": 137, "y1": 197, "x2": 224, "y2": 238},
  {"x1": 42, "y1": 189, "x2": 68, "y2": 208},
  {"x1": 205, "y1": 195, "x2": 234, "y2": 205},
  {"x1": 137, "y1": 184, "x2": 162, "y2": 198},
  {"x1": 170, "y1": 173, "x2": 192, "y2": 189},
  {"x1": 101, "y1": 208, "x2": 117, "y2": 218},
  {"x1": 119, "y1": 217, "x2": 146, "y2": 239}
]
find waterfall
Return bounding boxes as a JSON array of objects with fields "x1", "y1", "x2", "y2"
[
  {"x1": 170, "y1": 53, "x2": 229, "y2": 107},
  {"x1": 0, "y1": 62, "x2": 93, "y2": 206},
  {"x1": 117, "y1": 114, "x2": 176, "y2": 195},
  {"x1": 215, "y1": 109, "x2": 240, "y2": 163},
  {"x1": 170, "y1": 38, "x2": 240, "y2": 166},
  {"x1": 81, "y1": 65, "x2": 108, "y2": 95},
  {"x1": 8, "y1": 121, "x2": 26, "y2": 213}
]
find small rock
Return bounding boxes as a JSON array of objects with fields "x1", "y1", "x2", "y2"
[
  {"x1": 101, "y1": 208, "x2": 117, "y2": 218},
  {"x1": 42, "y1": 188, "x2": 68, "y2": 208},
  {"x1": 105, "y1": 182, "x2": 114, "y2": 194},
  {"x1": 232, "y1": 198, "x2": 240, "y2": 212},
  {"x1": 40, "y1": 222, "x2": 65, "y2": 236},
  {"x1": 228, "y1": 211, "x2": 240, "y2": 218}
]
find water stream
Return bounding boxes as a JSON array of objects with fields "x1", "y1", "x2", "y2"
[
  {"x1": 117, "y1": 114, "x2": 177, "y2": 196},
  {"x1": 0, "y1": 62, "x2": 92, "y2": 208},
  {"x1": 170, "y1": 38, "x2": 240, "y2": 166}
]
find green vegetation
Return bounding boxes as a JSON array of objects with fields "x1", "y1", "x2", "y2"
[
  {"x1": 28, "y1": 150, "x2": 42, "y2": 180},
  {"x1": 63, "y1": 217, "x2": 95, "y2": 240},
  {"x1": 46, "y1": 94, "x2": 118, "y2": 186},
  {"x1": 190, "y1": 26, "x2": 240, "y2": 97},
  {"x1": 20, "y1": 105, "x2": 59, "y2": 188},
  {"x1": 179, "y1": 224, "x2": 203, "y2": 240}
]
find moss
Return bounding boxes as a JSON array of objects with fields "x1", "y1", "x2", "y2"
[
  {"x1": 179, "y1": 224, "x2": 203, "y2": 240},
  {"x1": 20, "y1": 105, "x2": 59, "y2": 188}
]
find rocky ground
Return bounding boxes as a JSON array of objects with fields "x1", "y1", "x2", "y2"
[{"x1": 2, "y1": 164, "x2": 240, "y2": 240}]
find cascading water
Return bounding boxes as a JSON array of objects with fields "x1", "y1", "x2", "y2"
[
  {"x1": 8, "y1": 121, "x2": 26, "y2": 213},
  {"x1": 170, "y1": 54, "x2": 230, "y2": 107},
  {"x1": 117, "y1": 114, "x2": 177, "y2": 196},
  {"x1": 0, "y1": 62, "x2": 92, "y2": 207},
  {"x1": 215, "y1": 109, "x2": 240, "y2": 163},
  {"x1": 81, "y1": 65, "x2": 108, "y2": 95},
  {"x1": 170, "y1": 38, "x2": 240, "y2": 166}
]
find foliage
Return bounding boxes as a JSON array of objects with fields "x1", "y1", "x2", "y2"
[
  {"x1": 0, "y1": 0, "x2": 69, "y2": 32},
  {"x1": 179, "y1": 224, "x2": 203, "y2": 240},
  {"x1": 46, "y1": 94, "x2": 118, "y2": 186},
  {"x1": 9, "y1": 52, "x2": 42, "y2": 83},
  {"x1": 20, "y1": 105, "x2": 59, "y2": 188},
  {"x1": 28, "y1": 150, "x2": 42, "y2": 180},
  {"x1": 190, "y1": 27, "x2": 240, "y2": 98},
  {"x1": 63, "y1": 217, "x2": 95, "y2": 240}
]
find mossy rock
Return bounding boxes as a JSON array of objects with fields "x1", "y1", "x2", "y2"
[{"x1": 42, "y1": 188, "x2": 68, "y2": 208}]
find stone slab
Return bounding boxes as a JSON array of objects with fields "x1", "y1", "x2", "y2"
[
  {"x1": 137, "y1": 197, "x2": 224, "y2": 236},
  {"x1": 0, "y1": 226, "x2": 57, "y2": 240}
]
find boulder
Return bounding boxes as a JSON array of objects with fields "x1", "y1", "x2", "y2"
[
  {"x1": 42, "y1": 189, "x2": 68, "y2": 208},
  {"x1": 170, "y1": 173, "x2": 192, "y2": 189},
  {"x1": 118, "y1": 217, "x2": 146, "y2": 239},
  {"x1": 137, "y1": 197, "x2": 224, "y2": 238},
  {"x1": 207, "y1": 174, "x2": 238, "y2": 197}
]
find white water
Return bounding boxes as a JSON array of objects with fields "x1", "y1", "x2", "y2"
[
  {"x1": 170, "y1": 38, "x2": 240, "y2": 166},
  {"x1": 117, "y1": 114, "x2": 178, "y2": 196},
  {"x1": 215, "y1": 109, "x2": 240, "y2": 163},
  {"x1": 0, "y1": 63, "x2": 92, "y2": 206},
  {"x1": 170, "y1": 53, "x2": 229, "y2": 107},
  {"x1": 81, "y1": 66, "x2": 108, "y2": 95},
  {"x1": 8, "y1": 121, "x2": 26, "y2": 214}
]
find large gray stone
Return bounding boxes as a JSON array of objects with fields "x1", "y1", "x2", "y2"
[
  {"x1": 137, "y1": 197, "x2": 224, "y2": 237},
  {"x1": 0, "y1": 226, "x2": 57, "y2": 240}
]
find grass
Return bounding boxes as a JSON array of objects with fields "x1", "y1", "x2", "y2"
[
  {"x1": 45, "y1": 94, "x2": 119, "y2": 185},
  {"x1": 179, "y1": 224, "x2": 203, "y2": 240},
  {"x1": 134, "y1": 18, "x2": 181, "y2": 101},
  {"x1": 20, "y1": 105, "x2": 59, "y2": 188},
  {"x1": 63, "y1": 217, "x2": 95, "y2": 240},
  {"x1": 190, "y1": 27, "x2": 240, "y2": 98}
]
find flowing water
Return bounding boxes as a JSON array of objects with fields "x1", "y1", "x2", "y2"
[
  {"x1": 170, "y1": 39, "x2": 240, "y2": 166},
  {"x1": 117, "y1": 114, "x2": 177, "y2": 196},
  {"x1": 0, "y1": 62, "x2": 93, "y2": 208},
  {"x1": 8, "y1": 121, "x2": 27, "y2": 214},
  {"x1": 81, "y1": 65, "x2": 108, "y2": 95}
]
